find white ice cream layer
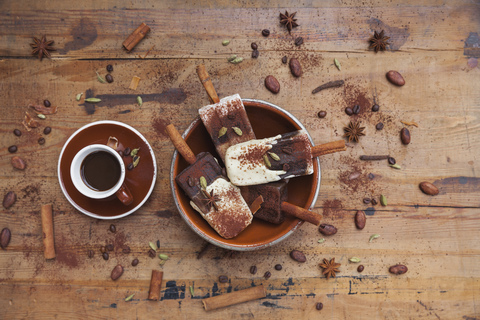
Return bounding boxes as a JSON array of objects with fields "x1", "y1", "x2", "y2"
[
  {"x1": 190, "y1": 177, "x2": 253, "y2": 239},
  {"x1": 225, "y1": 135, "x2": 287, "y2": 186}
]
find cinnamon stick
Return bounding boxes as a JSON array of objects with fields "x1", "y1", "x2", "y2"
[
  {"x1": 41, "y1": 204, "x2": 55, "y2": 260},
  {"x1": 123, "y1": 23, "x2": 151, "y2": 52},
  {"x1": 196, "y1": 65, "x2": 220, "y2": 104},
  {"x1": 249, "y1": 195, "x2": 264, "y2": 215},
  {"x1": 166, "y1": 124, "x2": 197, "y2": 165},
  {"x1": 311, "y1": 140, "x2": 346, "y2": 157},
  {"x1": 202, "y1": 285, "x2": 266, "y2": 311},
  {"x1": 281, "y1": 202, "x2": 322, "y2": 226},
  {"x1": 359, "y1": 155, "x2": 389, "y2": 161},
  {"x1": 148, "y1": 270, "x2": 163, "y2": 301}
]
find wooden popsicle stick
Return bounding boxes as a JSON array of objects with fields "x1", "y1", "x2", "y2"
[
  {"x1": 202, "y1": 285, "x2": 266, "y2": 311},
  {"x1": 148, "y1": 270, "x2": 164, "y2": 301},
  {"x1": 41, "y1": 204, "x2": 56, "y2": 259},
  {"x1": 311, "y1": 140, "x2": 346, "y2": 158},
  {"x1": 249, "y1": 195, "x2": 264, "y2": 215},
  {"x1": 196, "y1": 64, "x2": 220, "y2": 104},
  {"x1": 281, "y1": 202, "x2": 322, "y2": 226},
  {"x1": 165, "y1": 124, "x2": 197, "y2": 165}
]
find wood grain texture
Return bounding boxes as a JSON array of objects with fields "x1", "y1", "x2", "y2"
[{"x1": 0, "y1": 0, "x2": 479, "y2": 319}]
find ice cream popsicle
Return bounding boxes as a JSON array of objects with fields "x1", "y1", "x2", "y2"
[
  {"x1": 225, "y1": 130, "x2": 346, "y2": 186},
  {"x1": 240, "y1": 180, "x2": 322, "y2": 225},
  {"x1": 196, "y1": 65, "x2": 256, "y2": 163},
  {"x1": 166, "y1": 124, "x2": 253, "y2": 239},
  {"x1": 198, "y1": 94, "x2": 256, "y2": 163}
]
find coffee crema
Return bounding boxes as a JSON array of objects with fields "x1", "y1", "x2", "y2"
[{"x1": 81, "y1": 151, "x2": 121, "y2": 191}]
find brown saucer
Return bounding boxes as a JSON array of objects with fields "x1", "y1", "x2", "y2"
[
  {"x1": 58, "y1": 121, "x2": 157, "y2": 219},
  {"x1": 170, "y1": 99, "x2": 321, "y2": 250}
]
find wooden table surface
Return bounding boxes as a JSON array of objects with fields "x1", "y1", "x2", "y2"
[{"x1": 1, "y1": 0, "x2": 479, "y2": 319}]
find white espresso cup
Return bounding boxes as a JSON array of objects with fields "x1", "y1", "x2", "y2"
[{"x1": 70, "y1": 144, "x2": 133, "y2": 205}]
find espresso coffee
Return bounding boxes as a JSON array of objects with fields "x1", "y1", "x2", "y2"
[{"x1": 81, "y1": 151, "x2": 121, "y2": 191}]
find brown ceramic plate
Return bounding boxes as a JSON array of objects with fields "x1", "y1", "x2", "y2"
[
  {"x1": 170, "y1": 99, "x2": 321, "y2": 250},
  {"x1": 58, "y1": 121, "x2": 157, "y2": 219}
]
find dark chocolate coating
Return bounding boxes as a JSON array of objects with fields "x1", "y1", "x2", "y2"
[
  {"x1": 241, "y1": 180, "x2": 288, "y2": 224},
  {"x1": 175, "y1": 152, "x2": 223, "y2": 214}
]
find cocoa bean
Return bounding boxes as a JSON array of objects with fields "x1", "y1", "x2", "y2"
[
  {"x1": 290, "y1": 250, "x2": 306, "y2": 262},
  {"x1": 0, "y1": 228, "x2": 11, "y2": 249},
  {"x1": 400, "y1": 128, "x2": 411, "y2": 145},
  {"x1": 386, "y1": 70, "x2": 405, "y2": 86},
  {"x1": 111, "y1": 264, "x2": 124, "y2": 280},
  {"x1": 389, "y1": 264, "x2": 408, "y2": 275},
  {"x1": 11, "y1": 156, "x2": 26, "y2": 170},
  {"x1": 355, "y1": 210, "x2": 366, "y2": 230},
  {"x1": 289, "y1": 58, "x2": 302, "y2": 77},
  {"x1": 319, "y1": 224, "x2": 337, "y2": 236},
  {"x1": 265, "y1": 75, "x2": 280, "y2": 94},
  {"x1": 419, "y1": 182, "x2": 439, "y2": 196},
  {"x1": 132, "y1": 258, "x2": 139, "y2": 266},
  {"x1": 3, "y1": 191, "x2": 16, "y2": 209},
  {"x1": 348, "y1": 171, "x2": 361, "y2": 180}
]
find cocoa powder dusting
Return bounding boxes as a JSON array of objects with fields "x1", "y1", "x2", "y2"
[
  {"x1": 322, "y1": 199, "x2": 344, "y2": 220},
  {"x1": 152, "y1": 117, "x2": 171, "y2": 138},
  {"x1": 56, "y1": 235, "x2": 80, "y2": 268}
]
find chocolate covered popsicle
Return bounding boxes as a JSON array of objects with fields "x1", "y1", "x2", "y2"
[
  {"x1": 225, "y1": 130, "x2": 346, "y2": 186},
  {"x1": 196, "y1": 65, "x2": 256, "y2": 163},
  {"x1": 240, "y1": 181, "x2": 322, "y2": 225},
  {"x1": 166, "y1": 124, "x2": 253, "y2": 239}
]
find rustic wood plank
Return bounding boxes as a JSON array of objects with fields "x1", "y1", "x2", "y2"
[{"x1": 0, "y1": 0, "x2": 479, "y2": 319}]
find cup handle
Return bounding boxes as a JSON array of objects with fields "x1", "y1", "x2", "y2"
[{"x1": 115, "y1": 182, "x2": 133, "y2": 206}]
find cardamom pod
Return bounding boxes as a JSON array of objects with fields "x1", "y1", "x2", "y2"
[
  {"x1": 349, "y1": 257, "x2": 361, "y2": 263},
  {"x1": 125, "y1": 293, "x2": 135, "y2": 301},
  {"x1": 369, "y1": 234, "x2": 380, "y2": 242},
  {"x1": 130, "y1": 148, "x2": 140, "y2": 157},
  {"x1": 218, "y1": 127, "x2": 227, "y2": 138},
  {"x1": 380, "y1": 194, "x2": 387, "y2": 206},
  {"x1": 230, "y1": 57, "x2": 244, "y2": 64},
  {"x1": 189, "y1": 286, "x2": 194, "y2": 296},
  {"x1": 232, "y1": 127, "x2": 242, "y2": 136},
  {"x1": 96, "y1": 71, "x2": 106, "y2": 83},
  {"x1": 149, "y1": 241, "x2": 157, "y2": 251},
  {"x1": 263, "y1": 154, "x2": 271, "y2": 168},
  {"x1": 76, "y1": 93, "x2": 83, "y2": 101},
  {"x1": 137, "y1": 96, "x2": 143, "y2": 106},
  {"x1": 317, "y1": 238, "x2": 326, "y2": 244},
  {"x1": 227, "y1": 54, "x2": 237, "y2": 62},
  {"x1": 200, "y1": 176, "x2": 207, "y2": 189},
  {"x1": 37, "y1": 114, "x2": 46, "y2": 119},
  {"x1": 222, "y1": 40, "x2": 230, "y2": 46},
  {"x1": 85, "y1": 98, "x2": 101, "y2": 103},
  {"x1": 132, "y1": 155, "x2": 140, "y2": 167},
  {"x1": 268, "y1": 152, "x2": 280, "y2": 161},
  {"x1": 159, "y1": 253, "x2": 169, "y2": 260},
  {"x1": 334, "y1": 58, "x2": 341, "y2": 71},
  {"x1": 389, "y1": 164, "x2": 401, "y2": 169}
]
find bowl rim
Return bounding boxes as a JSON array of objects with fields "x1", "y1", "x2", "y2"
[
  {"x1": 170, "y1": 98, "x2": 321, "y2": 251},
  {"x1": 57, "y1": 120, "x2": 157, "y2": 220}
]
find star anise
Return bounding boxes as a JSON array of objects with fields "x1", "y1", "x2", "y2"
[
  {"x1": 369, "y1": 30, "x2": 390, "y2": 53},
  {"x1": 201, "y1": 189, "x2": 221, "y2": 211},
  {"x1": 30, "y1": 35, "x2": 55, "y2": 61},
  {"x1": 344, "y1": 121, "x2": 365, "y2": 143},
  {"x1": 280, "y1": 11, "x2": 299, "y2": 33},
  {"x1": 319, "y1": 258, "x2": 341, "y2": 279}
]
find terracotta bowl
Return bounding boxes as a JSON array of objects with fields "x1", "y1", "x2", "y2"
[{"x1": 170, "y1": 99, "x2": 321, "y2": 251}]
